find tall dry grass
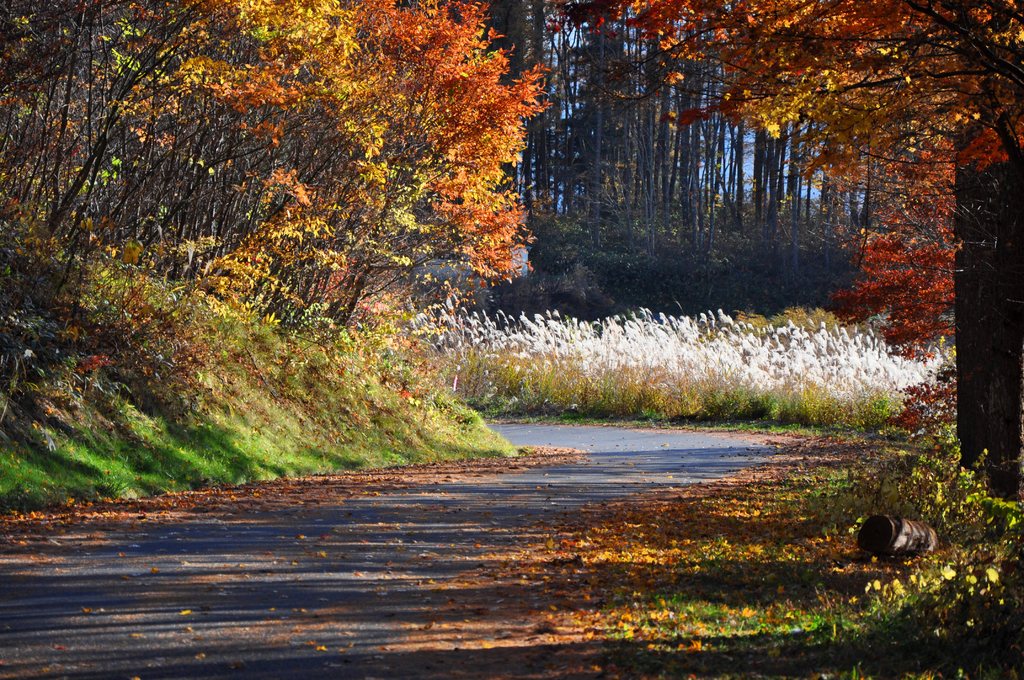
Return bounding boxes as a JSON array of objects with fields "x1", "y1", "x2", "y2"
[{"x1": 427, "y1": 309, "x2": 940, "y2": 428}]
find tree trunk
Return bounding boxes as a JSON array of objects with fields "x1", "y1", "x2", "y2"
[
  {"x1": 788, "y1": 128, "x2": 800, "y2": 274},
  {"x1": 753, "y1": 129, "x2": 766, "y2": 230},
  {"x1": 954, "y1": 160, "x2": 1024, "y2": 500},
  {"x1": 589, "y1": 26, "x2": 605, "y2": 248},
  {"x1": 734, "y1": 122, "x2": 745, "y2": 231}
]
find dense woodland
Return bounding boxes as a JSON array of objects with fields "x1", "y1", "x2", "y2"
[{"x1": 483, "y1": 1, "x2": 883, "y2": 316}]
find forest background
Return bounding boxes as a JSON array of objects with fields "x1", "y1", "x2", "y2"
[{"x1": 482, "y1": 0, "x2": 924, "y2": 324}]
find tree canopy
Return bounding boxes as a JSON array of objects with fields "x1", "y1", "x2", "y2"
[{"x1": 0, "y1": 0, "x2": 543, "y2": 325}]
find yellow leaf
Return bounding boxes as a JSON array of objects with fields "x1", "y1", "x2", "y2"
[
  {"x1": 122, "y1": 240, "x2": 143, "y2": 265},
  {"x1": 180, "y1": 609, "x2": 193, "y2": 616}
]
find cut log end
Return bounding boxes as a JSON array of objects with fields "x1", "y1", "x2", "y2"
[{"x1": 857, "y1": 515, "x2": 938, "y2": 556}]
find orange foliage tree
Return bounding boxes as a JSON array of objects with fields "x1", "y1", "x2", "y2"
[
  {"x1": 566, "y1": 0, "x2": 1024, "y2": 497},
  {"x1": 192, "y1": 0, "x2": 545, "y2": 321},
  {"x1": 0, "y1": 0, "x2": 543, "y2": 326},
  {"x1": 832, "y1": 154, "x2": 955, "y2": 351}
]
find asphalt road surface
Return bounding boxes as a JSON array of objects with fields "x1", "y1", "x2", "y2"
[{"x1": 0, "y1": 425, "x2": 771, "y2": 679}]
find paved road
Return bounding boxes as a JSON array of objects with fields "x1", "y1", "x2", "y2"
[{"x1": 0, "y1": 425, "x2": 771, "y2": 679}]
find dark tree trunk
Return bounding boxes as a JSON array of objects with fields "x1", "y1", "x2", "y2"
[
  {"x1": 954, "y1": 160, "x2": 1024, "y2": 500},
  {"x1": 788, "y1": 129, "x2": 800, "y2": 274},
  {"x1": 734, "y1": 122, "x2": 745, "y2": 231},
  {"x1": 753, "y1": 129, "x2": 766, "y2": 229},
  {"x1": 589, "y1": 26, "x2": 605, "y2": 248}
]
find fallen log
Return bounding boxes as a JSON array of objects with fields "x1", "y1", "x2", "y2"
[{"x1": 856, "y1": 515, "x2": 938, "y2": 556}]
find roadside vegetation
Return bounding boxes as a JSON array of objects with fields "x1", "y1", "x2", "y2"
[
  {"x1": 0, "y1": 0, "x2": 536, "y2": 510},
  {"x1": 528, "y1": 432, "x2": 1022, "y2": 677},
  {"x1": 0, "y1": 267, "x2": 511, "y2": 511},
  {"x1": 431, "y1": 308, "x2": 940, "y2": 430}
]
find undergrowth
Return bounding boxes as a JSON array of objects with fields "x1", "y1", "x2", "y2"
[
  {"x1": 0, "y1": 259, "x2": 511, "y2": 511},
  {"x1": 553, "y1": 434, "x2": 1022, "y2": 677},
  {"x1": 822, "y1": 429, "x2": 1024, "y2": 672}
]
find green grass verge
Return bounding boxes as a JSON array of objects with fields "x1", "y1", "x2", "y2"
[
  {"x1": 0, "y1": 314, "x2": 512, "y2": 511},
  {"x1": 0, "y1": 396, "x2": 508, "y2": 511}
]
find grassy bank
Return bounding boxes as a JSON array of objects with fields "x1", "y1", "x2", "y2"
[{"x1": 0, "y1": 295, "x2": 512, "y2": 511}]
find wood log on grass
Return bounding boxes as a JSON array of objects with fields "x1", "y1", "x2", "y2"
[{"x1": 857, "y1": 515, "x2": 938, "y2": 556}]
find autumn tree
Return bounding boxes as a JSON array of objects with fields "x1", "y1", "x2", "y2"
[
  {"x1": 832, "y1": 153, "x2": 955, "y2": 351},
  {"x1": 565, "y1": 0, "x2": 1024, "y2": 498},
  {"x1": 0, "y1": 0, "x2": 542, "y2": 328}
]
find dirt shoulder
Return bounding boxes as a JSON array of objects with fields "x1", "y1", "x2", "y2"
[{"x1": 0, "y1": 447, "x2": 584, "y2": 548}]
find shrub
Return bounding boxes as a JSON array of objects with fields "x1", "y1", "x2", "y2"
[{"x1": 817, "y1": 434, "x2": 1023, "y2": 672}]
